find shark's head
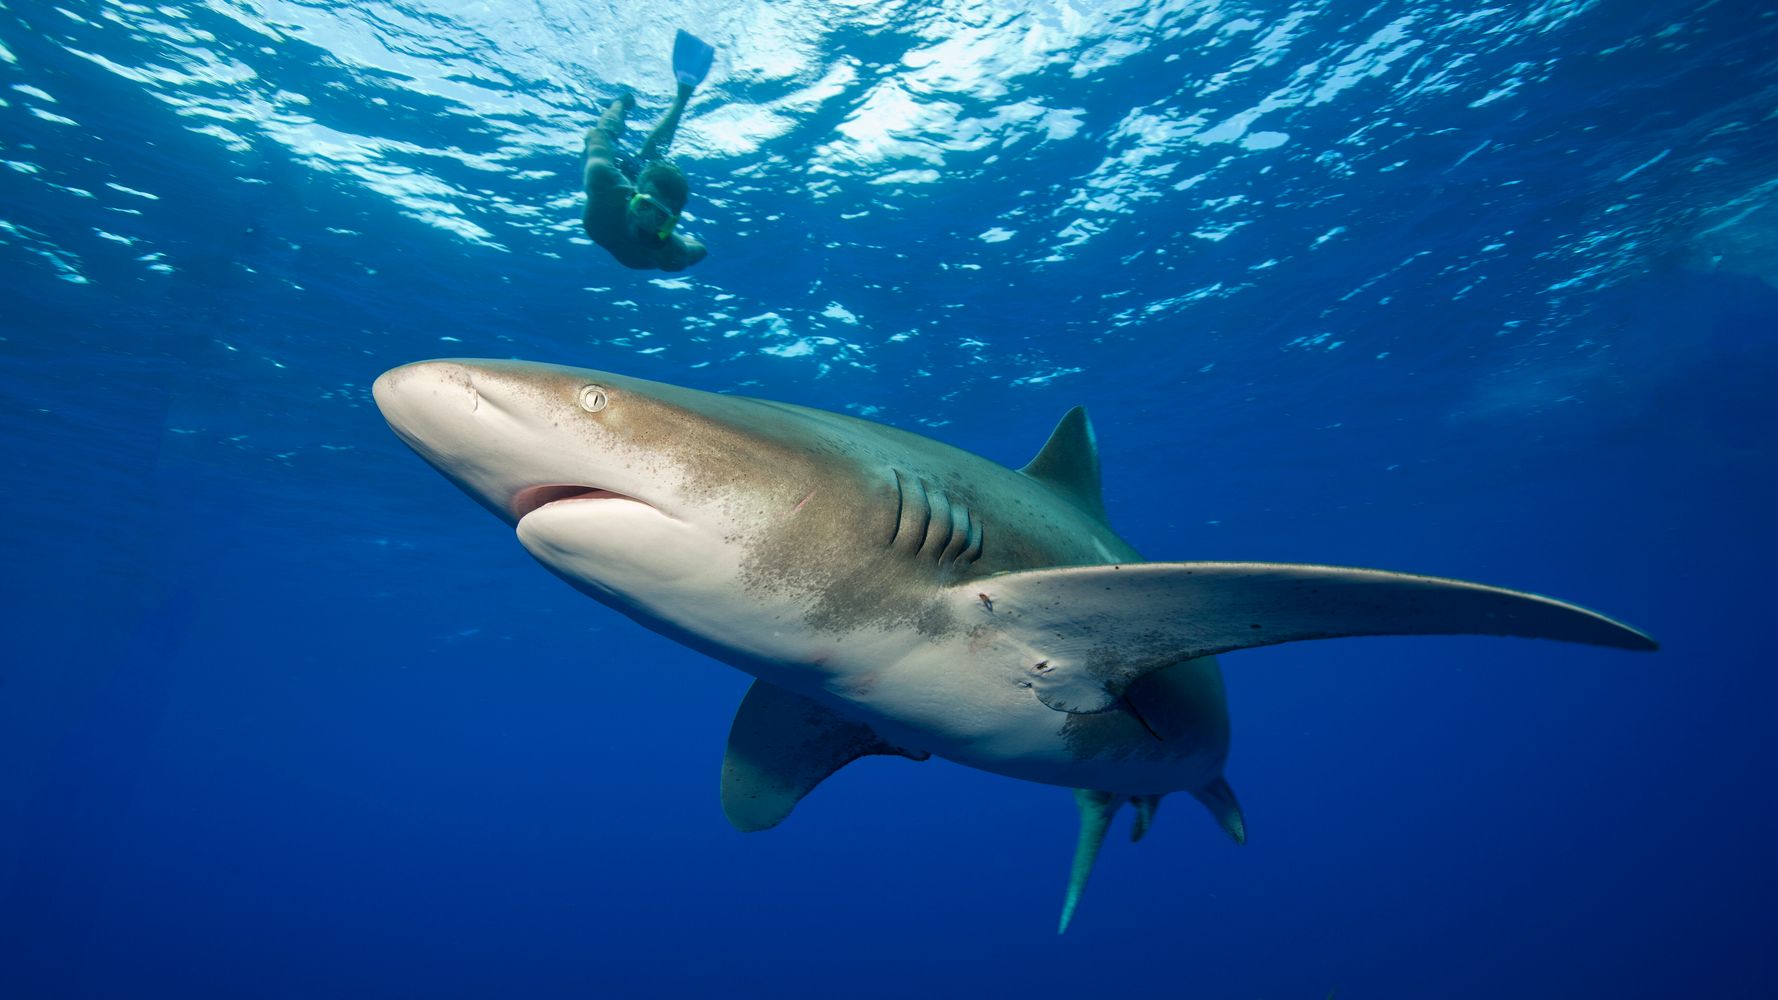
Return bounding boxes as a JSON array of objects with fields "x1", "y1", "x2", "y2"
[{"x1": 371, "y1": 359, "x2": 907, "y2": 660}]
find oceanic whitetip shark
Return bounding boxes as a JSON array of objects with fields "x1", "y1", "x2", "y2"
[{"x1": 373, "y1": 359, "x2": 1656, "y2": 932}]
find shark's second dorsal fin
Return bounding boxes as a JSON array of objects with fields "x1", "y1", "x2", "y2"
[
  {"x1": 721, "y1": 680, "x2": 927, "y2": 833},
  {"x1": 1019, "y1": 406, "x2": 1108, "y2": 524}
]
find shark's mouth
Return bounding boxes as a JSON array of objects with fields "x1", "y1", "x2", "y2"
[{"x1": 510, "y1": 484, "x2": 652, "y2": 520}]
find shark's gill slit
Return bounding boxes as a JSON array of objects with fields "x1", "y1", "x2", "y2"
[
  {"x1": 960, "y1": 517, "x2": 984, "y2": 568},
  {"x1": 910, "y1": 479, "x2": 933, "y2": 554},
  {"x1": 923, "y1": 487, "x2": 953, "y2": 559},
  {"x1": 887, "y1": 469, "x2": 906, "y2": 547},
  {"x1": 939, "y1": 503, "x2": 971, "y2": 567},
  {"x1": 894, "y1": 473, "x2": 933, "y2": 556}
]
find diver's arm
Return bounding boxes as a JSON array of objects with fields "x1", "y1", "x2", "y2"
[{"x1": 661, "y1": 233, "x2": 706, "y2": 271}]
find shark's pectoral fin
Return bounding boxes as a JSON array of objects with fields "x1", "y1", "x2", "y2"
[
  {"x1": 964, "y1": 561, "x2": 1656, "y2": 715},
  {"x1": 721, "y1": 680, "x2": 927, "y2": 833}
]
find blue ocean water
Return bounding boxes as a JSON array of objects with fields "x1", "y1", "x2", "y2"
[{"x1": 3, "y1": 0, "x2": 1776, "y2": 996}]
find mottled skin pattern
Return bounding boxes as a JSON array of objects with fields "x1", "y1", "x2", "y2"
[{"x1": 373, "y1": 359, "x2": 1232, "y2": 797}]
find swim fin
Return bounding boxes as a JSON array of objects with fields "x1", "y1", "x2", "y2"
[{"x1": 672, "y1": 29, "x2": 716, "y2": 89}]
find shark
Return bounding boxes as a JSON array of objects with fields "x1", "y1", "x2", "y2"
[{"x1": 372, "y1": 358, "x2": 1656, "y2": 931}]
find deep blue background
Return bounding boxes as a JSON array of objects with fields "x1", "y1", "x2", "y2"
[{"x1": 3, "y1": 2, "x2": 1776, "y2": 997}]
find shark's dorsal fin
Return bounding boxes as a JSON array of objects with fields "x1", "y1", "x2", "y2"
[
  {"x1": 1019, "y1": 406, "x2": 1108, "y2": 524},
  {"x1": 953, "y1": 561, "x2": 1658, "y2": 715},
  {"x1": 721, "y1": 680, "x2": 926, "y2": 832}
]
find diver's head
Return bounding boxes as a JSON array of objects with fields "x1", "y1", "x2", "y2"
[
  {"x1": 626, "y1": 191, "x2": 678, "y2": 242},
  {"x1": 628, "y1": 163, "x2": 689, "y2": 243}
]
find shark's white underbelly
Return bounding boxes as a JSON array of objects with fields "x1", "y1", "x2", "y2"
[{"x1": 748, "y1": 629, "x2": 1227, "y2": 796}]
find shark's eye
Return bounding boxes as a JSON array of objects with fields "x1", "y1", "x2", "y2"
[{"x1": 578, "y1": 384, "x2": 609, "y2": 413}]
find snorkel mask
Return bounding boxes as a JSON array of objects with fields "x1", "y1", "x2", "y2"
[{"x1": 627, "y1": 191, "x2": 679, "y2": 241}]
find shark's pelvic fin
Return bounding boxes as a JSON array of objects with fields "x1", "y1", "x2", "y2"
[
  {"x1": 1061, "y1": 789, "x2": 1125, "y2": 934},
  {"x1": 1191, "y1": 776, "x2": 1246, "y2": 845},
  {"x1": 1129, "y1": 793, "x2": 1162, "y2": 843},
  {"x1": 1018, "y1": 406, "x2": 1108, "y2": 523},
  {"x1": 960, "y1": 561, "x2": 1657, "y2": 715},
  {"x1": 1060, "y1": 784, "x2": 1228, "y2": 932},
  {"x1": 721, "y1": 680, "x2": 926, "y2": 832}
]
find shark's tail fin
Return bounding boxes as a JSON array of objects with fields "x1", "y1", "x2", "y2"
[{"x1": 1191, "y1": 776, "x2": 1246, "y2": 845}]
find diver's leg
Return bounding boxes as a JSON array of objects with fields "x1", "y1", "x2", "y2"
[
  {"x1": 584, "y1": 94, "x2": 633, "y2": 154},
  {"x1": 637, "y1": 83, "x2": 694, "y2": 162},
  {"x1": 583, "y1": 93, "x2": 634, "y2": 190}
]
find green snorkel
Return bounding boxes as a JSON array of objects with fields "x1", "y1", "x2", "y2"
[{"x1": 627, "y1": 191, "x2": 679, "y2": 241}]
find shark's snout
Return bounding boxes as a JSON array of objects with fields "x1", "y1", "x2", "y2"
[
  {"x1": 372, "y1": 360, "x2": 481, "y2": 437},
  {"x1": 374, "y1": 360, "x2": 546, "y2": 523},
  {"x1": 374, "y1": 358, "x2": 672, "y2": 528}
]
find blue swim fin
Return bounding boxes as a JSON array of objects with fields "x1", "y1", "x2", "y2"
[{"x1": 672, "y1": 29, "x2": 716, "y2": 89}]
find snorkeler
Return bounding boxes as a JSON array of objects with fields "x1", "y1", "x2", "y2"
[{"x1": 580, "y1": 30, "x2": 716, "y2": 272}]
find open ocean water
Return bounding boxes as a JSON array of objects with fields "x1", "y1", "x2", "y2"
[{"x1": 2, "y1": 1, "x2": 1776, "y2": 997}]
